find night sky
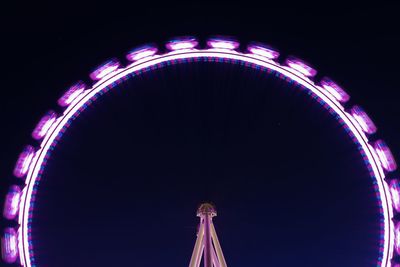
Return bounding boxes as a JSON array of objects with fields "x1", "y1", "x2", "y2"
[{"x1": 1, "y1": 1, "x2": 400, "y2": 267}]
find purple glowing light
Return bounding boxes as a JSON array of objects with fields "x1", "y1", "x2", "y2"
[
  {"x1": 1, "y1": 228, "x2": 18, "y2": 263},
  {"x1": 396, "y1": 223, "x2": 400, "y2": 255},
  {"x1": 32, "y1": 111, "x2": 57, "y2": 140},
  {"x1": 206, "y1": 37, "x2": 239, "y2": 50},
  {"x1": 166, "y1": 37, "x2": 198, "y2": 50},
  {"x1": 390, "y1": 180, "x2": 400, "y2": 212},
  {"x1": 351, "y1": 105, "x2": 377, "y2": 134},
  {"x1": 320, "y1": 77, "x2": 350, "y2": 103},
  {"x1": 89, "y1": 59, "x2": 120, "y2": 81},
  {"x1": 375, "y1": 140, "x2": 397, "y2": 172},
  {"x1": 13, "y1": 145, "x2": 35, "y2": 178},
  {"x1": 247, "y1": 43, "x2": 279, "y2": 59},
  {"x1": 126, "y1": 45, "x2": 158, "y2": 61},
  {"x1": 3, "y1": 185, "x2": 21, "y2": 220},
  {"x1": 57, "y1": 81, "x2": 86, "y2": 107},
  {"x1": 285, "y1": 57, "x2": 317, "y2": 77},
  {"x1": 14, "y1": 43, "x2": 395, "y2": 267}
]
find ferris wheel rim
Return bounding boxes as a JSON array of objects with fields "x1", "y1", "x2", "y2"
[{"x1": 2, "y1": 41, "x2": 395, "y2": 267}]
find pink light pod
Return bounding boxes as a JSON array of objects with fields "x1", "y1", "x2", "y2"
[
  {"x1": 206, "y1": 37, "x2": 239, "y2": 50},
  {"x1": 58, "y1": 81, "x2": 86, "y2": 107},
  {"x1": 396, "y1": 222, "x2": 400, "y2": 255},
  {"x1": 1, "y1": 227, "x2": 18, "y2": 263},
  {"x1": 390, "y1": 180, "x2": 400, "y2": 212},
  {"x1": 126, "y1": 45, "x2": 158, "y2": 62},
  {"x1": 375, "y1": 140, "x2": 397, "y2": 172},
  {"x1": 247, "y1": 42, "x2": 280, "y2": 59},
  {"x1": 320, "y1": 77, "x2": 350, "y2": 103},
  {"x1": 3, "y1": 185, "x2": 21, "y2": 220},
  {"x1": 166, "y1": 37, "x2": 198, "y2": 50},
  {"x1": 13, "y1": 145, "x2": 35, "y2": 178},
  {"x1": 89, "y1": 59, "x2": 120, "y2": 81},
  {"x1": 32, "y1": 110, "x2": 57, "y2": 140},
  {"x1": 285, "y1": 56, "x2": 317, "y2": 77},
  {"x1": 351, "y1": 105, "x2": 377, "y2": 134}
]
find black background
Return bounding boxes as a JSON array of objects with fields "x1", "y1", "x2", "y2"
[{"x1": 0, "y1": 1, "x2": 399, "y2": 267}]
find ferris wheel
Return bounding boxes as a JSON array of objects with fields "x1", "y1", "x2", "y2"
[{"x1": 1, "y1": 36, "x2": 399, "y2": 266}]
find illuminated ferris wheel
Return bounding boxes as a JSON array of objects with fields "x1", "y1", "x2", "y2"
[{"x1": 1, "y1": 36, "x2": 399, "y2": 266}]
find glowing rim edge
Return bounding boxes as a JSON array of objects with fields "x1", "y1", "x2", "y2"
[{"x1": 12, "y1": 48, "x2": 394, "y2": 266}]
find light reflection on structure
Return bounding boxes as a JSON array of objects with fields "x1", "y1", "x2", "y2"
[{"x1": 189, "y1": 203, "x2": 227, "y2": 267}]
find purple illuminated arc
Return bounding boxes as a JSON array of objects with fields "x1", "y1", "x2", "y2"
[{"x1": 5, "y1": 39, "x2": 396, "y2": 267}]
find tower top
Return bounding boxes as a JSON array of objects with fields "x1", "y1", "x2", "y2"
[
  {"x1": 189, "y1": 203, "x2": 227, "y2": 267},
  {"x1": 197, "y1": 203, "x2": 217, "y2": 217}
]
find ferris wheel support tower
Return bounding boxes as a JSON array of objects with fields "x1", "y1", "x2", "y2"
[{"x1": 189, "y1": 203, "x2": 228, "y2": 267}]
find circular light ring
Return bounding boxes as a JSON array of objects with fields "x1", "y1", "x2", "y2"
[
  {"x1": 247, "y1": 42, "x2": 280, "y2": 59},
  {"x1": 285, "y1": 56, "x2": 317, "y2": 77},
  {"x1": 57, "y1": 81, "x2": 86, "y2": 107},
  {"x1": 320, "y1": 77, "x2": 350, "y2": 103},
  {"x1": 3, "y1": 185, "x2": 21, "y2": 220},
  {"x1": 12, "y1": 46, "x2": 395, "y2": 267},
  {"x1": 206, "y1": 37, "x2": 240, "y2": 50},
  {"x1": 89, "y1": 59, "x2": 120, "y2": 81},
  {"x1": 126, "y1": 45, "x2": 158, "y2": 62},
  {"x1": 351, "y1": 105, "x2": 377, "y2": 134},
  {"x1": 166, "y1": 36, "x2": 198, "y2": 51},
  {"x1": 1, "y1": 227, "x2": 18, "y2": 263}
]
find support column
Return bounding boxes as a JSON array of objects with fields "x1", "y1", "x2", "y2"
[
  {"x1": 203, "y1": 214, "x2": 213, "y2": 267},
  {"x1": 188, "y1": 203, "x2": 227, "y2": 267},
  {"x1": 189, "y1": 221, "x2": 205, "y2": 267}
]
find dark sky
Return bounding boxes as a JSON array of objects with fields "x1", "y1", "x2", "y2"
[{"x1": 1, "y1": 1, "x2": 400, "y2": 267}]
